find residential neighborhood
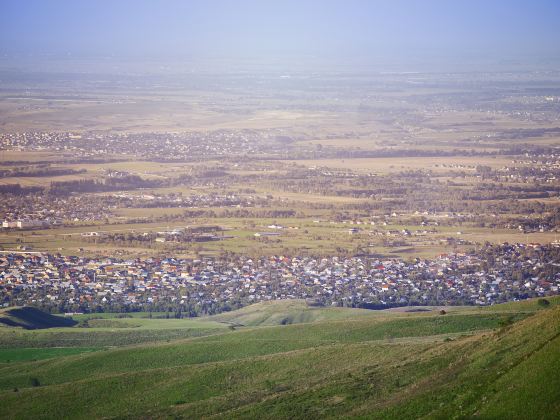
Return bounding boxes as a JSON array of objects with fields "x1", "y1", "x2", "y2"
[{"x1": 1, "y1": 242, "x2": 558, "y2": 316}]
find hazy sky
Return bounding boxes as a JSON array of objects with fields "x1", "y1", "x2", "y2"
[{"x1": 1, "y1": 0, "x2": 559, "y2": 71}]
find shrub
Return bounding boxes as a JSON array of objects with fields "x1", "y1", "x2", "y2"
[
  {"x1": 537, "y1": 298, "x2": 550, "y2": 307},
  {"x1": 498, "y1": 316, "x2": 515, "y2": 328}
]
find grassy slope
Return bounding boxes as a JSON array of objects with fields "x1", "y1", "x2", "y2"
[
  {"x1": 0, "y1": 312, "x2": 519, "y2": 391},
  {"x1": 0, "y1": 300, "x2": 489, "y2": 349},
  {"x1": 209, "y1": 299, "x2": 379, "y2": 326},
  {"x1": 478, "y1": 295, "x2": 560, "y2": 312},
  {"x1": 0, "y1": 326, "x2": 229, "y2": 348},
  {"x1": 0, "y1": 347, "x2": 99, "y2": 363},
  {"x1": 0, "y1": 309, "x2": 229, "y2": 348},
  {"x1": 209, "y1": 297, "x2": 560, "y2": 327},
  {"x1": 0, "y1": 299, "x2": 557, "y2": 418}
]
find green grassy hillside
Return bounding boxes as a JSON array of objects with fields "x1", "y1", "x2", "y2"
[
  {"x1": 0, "y1": 315, "x2": 228, "y2": 349},
  {"x1": 478, "y1": 295, "x2": 560, "y2": 312},
  {"x1": 0, "y1": 307, "x2": 77, "y2": 329},
  {"x1": 0, "y1": 299, "x2": 558, "y2": 419},
  {"x1": 209, "y1": 299, "x2": 379, "y2": 326}
]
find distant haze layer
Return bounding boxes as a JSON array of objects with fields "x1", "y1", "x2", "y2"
[{"x1": 1, "y1": 0, "x2": 560, "y2": 73}]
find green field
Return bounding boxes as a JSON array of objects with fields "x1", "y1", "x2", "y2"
[{"x1": 0, "y1": 298, "x2": 558, "y2": 418}]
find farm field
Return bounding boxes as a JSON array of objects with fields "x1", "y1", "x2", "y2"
[
  {"x1": 1, "y1": 213, "x2": 555, "y2": 260},
  {"x1": 282, "y1": 155, "x2": 513, "y2": 174},
  {"x1": 1, "y1": 78, "x2": 558, "y2": 260}
]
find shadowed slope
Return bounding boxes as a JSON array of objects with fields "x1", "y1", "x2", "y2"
[{"x1": 0, "y1": 307, "x2": 77, "y2": 330}]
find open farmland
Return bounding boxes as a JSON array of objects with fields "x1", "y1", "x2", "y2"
[{"x1": 1, "y1": 70, "x2": 559, "y2": 318}]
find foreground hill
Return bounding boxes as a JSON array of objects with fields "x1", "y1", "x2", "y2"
[
  {"x1": 0, "y1": 298, "x2": 558, "y2": 418},
  {"x1": 0, "y1": 307, "x2": 77, "y2": 329}
]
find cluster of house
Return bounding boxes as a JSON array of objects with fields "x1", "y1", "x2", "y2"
[
  {"x1": 0, "y1": 131, "x2": 82, "y2": 151},
  {"x1": 487, "y1": 157, "x2": 560, "y2": 185},
  {"x1": 1, "y1": 220, "x2": 48, "y2": 229},
  {"x1": 0, "y1": 194, "x2": 113, "y2": 225},
  {"x1": 1, "y1": 243, "x2": 558, "y2": 313},
  {"x1": 0, "y1": 191, "x2": 271, "y2": 230},
  {"x1": 109, "y1": 192, "x2": 269, "y2": 209},
  {"x1": 88, "y1": 226, "x2": 234, "y2": 244},
  {"x1": 0, "y1": 129, "x2": 290, "y2": 159}
]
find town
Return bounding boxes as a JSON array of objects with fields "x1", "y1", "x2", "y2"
[{"x1": 2, "y1": 242, "x2": 558, "y2": 316}]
